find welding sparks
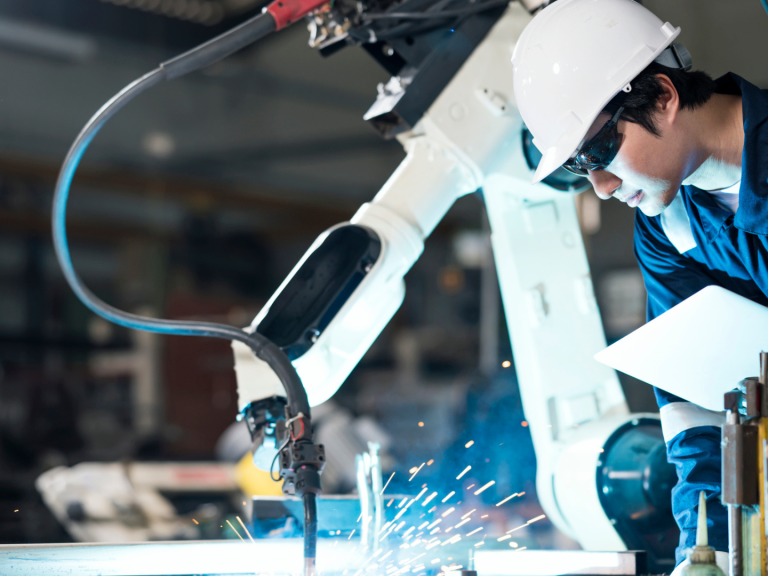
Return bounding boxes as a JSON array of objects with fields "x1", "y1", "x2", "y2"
[
  {"x1": 236, "y1": 516, "x2": 255, "y2": 542},
  {"x1": 414, "y1": 487, "x2": 428, "y2": 502},
  {"x1": 480, "y1": 514, "x2": 488, "y2": 519},
  {"x1": 509, "y1": 542, "x2": 518, "y2": 548},
  {"x1": 473, "y1": 481, "x2": 495, "y2": 495},
  {"x1": 514, "y1": 547, "x2": 528, "y2": 552},
  {"x1": 502, "y1": 360, "x2": 511, "y2": 368},
  {"x1": 464, "y1": 441, "x2": 474, "y2": 448},
  {"x1": 495, "y1": 493, "x2": 519, "y2": 506},
  {"x1": 388, "y1": 499, "x2": 395, "y2": 507},
  {"x1": 441, "y1": 492, "x2": 455, "y2": 503},
  {"x1": 403, "y1": 527, "x2": 415, "y2": 537},
  {"x1": 418, "y1": 521, "x2": 430, "y2": 530},
  {"x1": 506, "y1": 515, "x2": 546, "y2": 535},
  {"x1": 381, "y1": 472, "x2": 396, "y2": 495},
  {"x1": 192, "y1": 518, "x2": 199, "y2": 525},
  {"x1": 431, "y1": 559, "x2": 441, "y2": 564},
  {"x1": 460, "y1": 509, "x2": 475, "y2": 519},
  {"x1": 428, "y1": 506, "x2": 437, "y2": 513},
  {"x1": 456, "y1": 466, "x2": 471, "y2": 480},
  {"x1": 497, "y1": 535, "x2": 511, "y2": 542},
  {"x1": 429, "y1": 527, "x2": 441, "y2": 535},
  {"x1": 453, "y1": 518, "x2": 470, "y2": 529},
  {"x1": 442, "y1": 535, "x2": 461, "y2": 546},
  {"x1": 409, "y1": 463, "x2": 425, "y2": 481},
  {"x1": 226, "y1": 520, "x2": 245, "y2": 541},
  {"x1": 441, "y1": 508, "x2": 455, "y2": 518},
  {"x1": 348, "y1": 529, "x2": 356, "y2": 540},
  {"x1": 427, "y1": 519, "x2": 442, "y2": 530},
  {"x1": 427, "y1": 459, "x2": 434, "y2": 466},
  {"x1": 466, "y1": 527, "x2": 483, "y2": 536},
  {"x1": 398, "y1": 497, "x2": 409, "y2": 508},
  {"x1": 418, "y1": 422, "x2": 424, "y2": 427},
  {"x1": 474, "y1": 542, "x2": 485, "y2": 548},
  {"x1": 422, "y1": 492, "x2": 438, "y2": 507}
]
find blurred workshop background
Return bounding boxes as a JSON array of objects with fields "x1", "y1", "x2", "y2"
[{"x1": 0, "y1": 0, "x2": 766, "y2": 551}]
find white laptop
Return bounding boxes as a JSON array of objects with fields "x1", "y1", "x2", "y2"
[{"x1": 594, "y1": 285, "x2": 768, "y2": 411}]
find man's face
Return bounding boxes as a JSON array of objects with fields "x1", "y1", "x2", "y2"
[{"x1": 583, "y1": 113, "x2": 684, "y2": 217}]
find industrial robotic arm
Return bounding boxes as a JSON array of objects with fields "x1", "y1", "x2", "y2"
[{"x1": 235, "y1": 1, "x2": 677, "y2": 568}]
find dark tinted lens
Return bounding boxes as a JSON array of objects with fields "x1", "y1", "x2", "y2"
[
  {"x1": 561, "y1": 160, "x2": 588, "y2": 177},
  {"x1": 575, "y1": 122, "x2": 623, "y2": 170}
]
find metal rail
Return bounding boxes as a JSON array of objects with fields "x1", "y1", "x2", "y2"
[{"x1": 0, "y1": 540, "x2": 645, "y2": 576}]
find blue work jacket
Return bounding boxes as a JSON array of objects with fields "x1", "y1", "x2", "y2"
[{"x1": 633, "y1": 73, "x2": 768, "y2": 564}]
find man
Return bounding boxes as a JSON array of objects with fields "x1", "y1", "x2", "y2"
[{"x1": 512, "y1": 0, "x2": 768, "y2": 570}]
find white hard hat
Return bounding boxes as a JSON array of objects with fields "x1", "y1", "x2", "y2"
[{"x1": 512, "y1": 0, "x2": 681, "y2": 183}]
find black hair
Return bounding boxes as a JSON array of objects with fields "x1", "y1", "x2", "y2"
[{"x1": 603, "y1": 62, "x2": 717, "y2": 137}]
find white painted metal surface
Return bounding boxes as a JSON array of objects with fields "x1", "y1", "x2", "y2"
[
  {"x1": 234, "y1": 3, "x2": 631, "y2": 551},
  {"x1": 0, "y1": 540, "x2": 644, "y2": 576}
]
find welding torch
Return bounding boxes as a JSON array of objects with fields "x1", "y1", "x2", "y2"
[{"x1": 50, "y1": 3, "x2": 330, "y2": 575}]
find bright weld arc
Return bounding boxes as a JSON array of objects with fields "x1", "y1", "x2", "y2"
[
  {"x1": 474, "y1": 481, "x2": 495, "y2": 495},
  {"x1": 456, "y1": 466, "x2": 471, "y2": 480},
  {"x1": 441, "y1": 491, "x2": 455, "y2": 503}
]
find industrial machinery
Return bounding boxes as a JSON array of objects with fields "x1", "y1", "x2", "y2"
[
  {"x1": 43, "y1": 0, "x2": 684, "y2": 573},
  {"x1": 233, "y1": 0, "x2": 680, "y2": 571}
]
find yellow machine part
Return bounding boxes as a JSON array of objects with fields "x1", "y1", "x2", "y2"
[{"x1": 234, "y1": 451, "x2": 284, "y2": 497}]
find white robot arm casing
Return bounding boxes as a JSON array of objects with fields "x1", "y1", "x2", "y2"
[{"x1": 234, "y1": 2, "x2": 652, "y2": 552}]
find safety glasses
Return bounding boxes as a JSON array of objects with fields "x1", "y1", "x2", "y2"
[{"x1": 561, "y1": 106, "x2": 624, "y2": 177}]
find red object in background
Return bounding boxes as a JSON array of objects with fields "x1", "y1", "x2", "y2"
[
  {"x1": 164, "y1": 293, "x2": 243, "y2": 458},
  {"x1": 266, "y1": 0, "x2": 330, "y2": 30}
]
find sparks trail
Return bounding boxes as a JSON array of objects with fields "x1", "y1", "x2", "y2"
[
  {"x1": 422, "y1": 492, "x2": 437, "y2": 507},
  {"x1": 226, "y1": 519, "x2": 244, "y2": 541},
  {"x1": 440, "y1": 507, "x2": 455, "y2": 518},
  {"x1": 381, "y1": 472, "x2": 396, "y2": 495},
  {"x1": 236, "y1": 516, "x2": 255, "y2": 542},
  {"x1": 456, "y1": 466, "x2": 471, "y2": 480},
  {"x1": 496, "y1": 493, "x2": 521, "y2": 506},
  {"x1": 466, "y1": 527, "x2": 483, "y2": 536},
  {"x1": 506, "y1": 514, "x2": 546, "y2": 534},
  {"x1": 473, "y1": 481, "x2": 495, "y2": 495},
  {"x1": 441, "y1": 491, "x2": 455, "y2": 503},
  {"x1": 409, "y1": 463, "x2": 425, "y2": 481}
]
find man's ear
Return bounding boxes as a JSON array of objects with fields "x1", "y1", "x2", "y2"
[{"x1": 655, "y1": 73, "x2": 680, "y2": 127}]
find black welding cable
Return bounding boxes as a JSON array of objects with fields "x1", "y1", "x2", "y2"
[
  {"x1": 361, "y1": 0, "x2": 509, "y2": 20},
  {"x1": 303, "y1": 493, "x2": 318, "y2": 575},
  {"x1": 51, "y1": 10, "x2": 312, "y2": 418}
]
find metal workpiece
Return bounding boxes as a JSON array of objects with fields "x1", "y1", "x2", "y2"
[{"x1": 0, "y1": 541, "x2": 650, "y2": 576}]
